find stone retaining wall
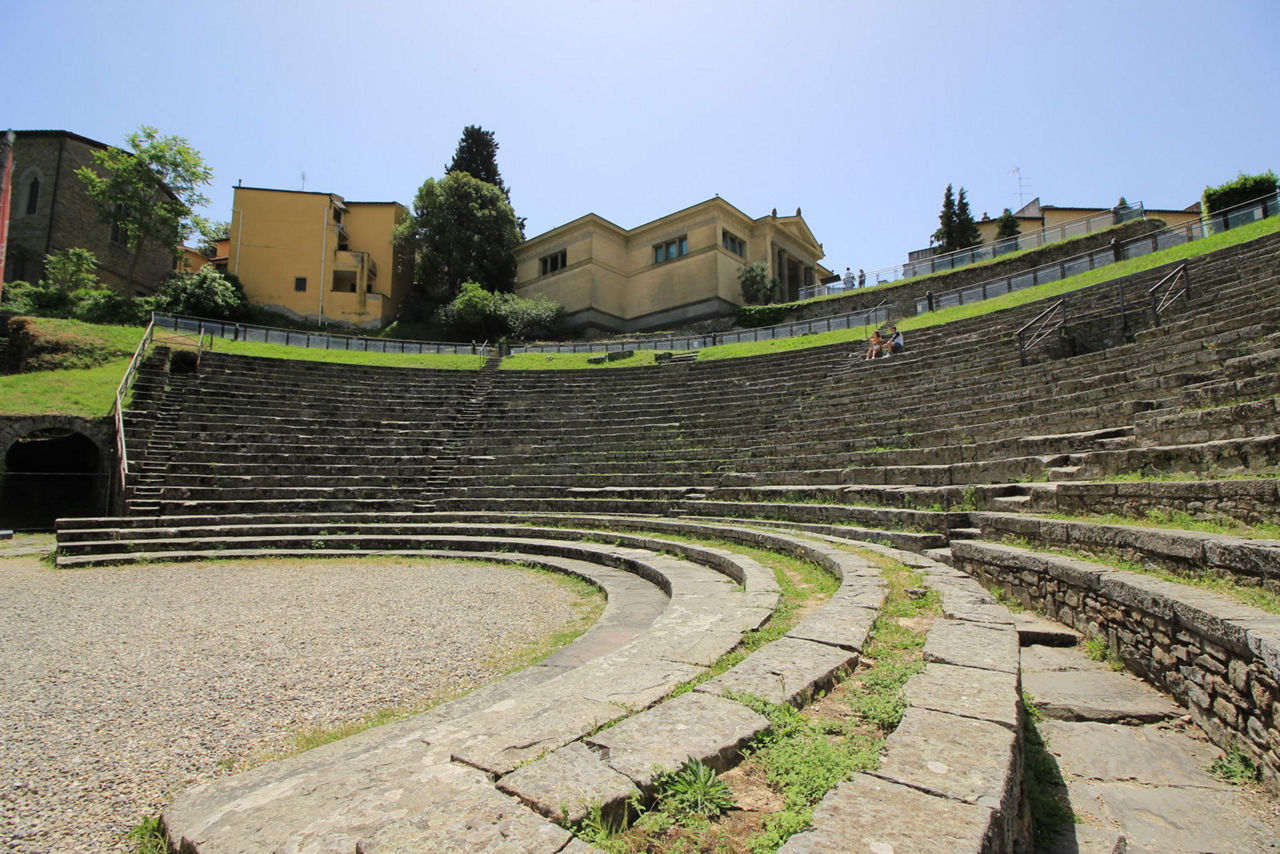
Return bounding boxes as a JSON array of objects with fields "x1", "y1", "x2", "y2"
[
  {"x1": 951, "y1": 539, "x2": 1280, "y2": 791},
  {"x1": 1025, "y1": 479, "x2": 1280, "y2": 527}
]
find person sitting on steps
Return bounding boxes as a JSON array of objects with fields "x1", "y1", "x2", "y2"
[
  {"x1": 887, "y1": 325, "x2": 904, "y2": 355},
  {"x1": 865, "y1": 330, "x2": 886, "y2": 360}
]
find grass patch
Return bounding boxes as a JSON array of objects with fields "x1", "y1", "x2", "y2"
[
  {"x1": 499, "y1": 350, "x2": 662, "y2": 370},
  {"x1": 0, "y1": 356, "x2": 133, "y2": 416},
  {"x1": 126, "y1": 815, "x2": 168, "y2": 854},
  {"x1": 206, "y1": 336, "x2": 483, "y2": 370},
  {"x1": 1082, "y1": 635, "x2": 1125, "y2": 671}
]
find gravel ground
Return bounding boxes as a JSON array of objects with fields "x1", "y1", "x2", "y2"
[{"x1": 0, "y1": 550, "x2": 598, "y2": 853}]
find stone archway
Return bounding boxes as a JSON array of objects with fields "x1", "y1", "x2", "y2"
[{"x1": 0, "y1": 416, "x2": 115, "y2": 531}]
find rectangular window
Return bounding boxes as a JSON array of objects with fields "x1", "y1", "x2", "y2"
[
  {"x1": 722, "y1": 231, "x2": 746, "y2": 257},
  {"x1": 294, "y1": 277, "x2": 307, "y2": 292},
  {"x1": 653, "y1": 235, "x2": 688, "y2": 265},
  {"x1": 110, "y1": 203, "x2": 129, "y2": 245},
  {"x1": 539, "y1": 249, "x2": 567, "y2": 276},
  {"x1": 25, "y1": 177, "x2": 40, "y2": 216}
]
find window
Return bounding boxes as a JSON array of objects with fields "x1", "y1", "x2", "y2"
[
  {"x1": 653, "y1": 235, "x2": 688, "y2": 265},
  {"x1": 294, "y1": 277, "x2": 307, "y2": 292},
  {"x1": 110, "y1": 204, "x2": 129, "y2": 246},
  {"x1": 722, "y1": 231, "x2": 745, "y2": 257},
  {"x1": 24, "y1": 177, "x2": 39, "y2": 216},
  {"x1": 539, "y1": 249, "x2": 567, "y2": 276}
]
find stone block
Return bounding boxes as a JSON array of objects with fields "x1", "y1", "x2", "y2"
[
  {"x1": 496, "y1": 742, "x2": 639, "y2": 825},
  {"x1": 923, "y1": 619, "x2": 1020, "y2": 674},
  {"x1": 697, "y1": 636, "x2": 858, "y2": 707},
  {"x1": 586, "y1": 692, "x2": 769, "y2": 788},
  {"x1": 902, "y1": 663, "x2": 1021, "y2": 730},
  {"x1": 779, "y1": 773, "x2": 998, "y2": 854}
]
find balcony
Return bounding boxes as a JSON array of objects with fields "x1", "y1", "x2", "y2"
[{"x1": 333, "y1": 249, "x2": 377, "y2": 280}]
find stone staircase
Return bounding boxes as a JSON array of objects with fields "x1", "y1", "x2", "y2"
[{"x1": 48, "y1": 226, "x2": 1280, "y2": 852}]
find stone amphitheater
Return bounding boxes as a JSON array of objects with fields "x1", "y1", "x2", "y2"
[{"x1": 54, "y1": 229, "x2": 1280, "y2": 852}]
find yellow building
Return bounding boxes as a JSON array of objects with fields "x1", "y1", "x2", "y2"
[
  {"x1": 514, "y1": 197, "x2": 827, "y2": 333},
  {"x1": 974, "y1": 197, "x2": 1203, "y2": 245},
  {"x1": 227, "y1": 187, "x2": 411, "y2": 329}
]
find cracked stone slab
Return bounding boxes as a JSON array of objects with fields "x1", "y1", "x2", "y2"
[
  {"x1": 922, "y1": 619, "x2": 1020, "y2": 674},
  {"x1": 779, "y1": 773, "x2": 999, "y2": 854},
  {"x1": 353, "y1": 764, "x2": 572, "y2": 853},
  {"x1": 785, "y1": 597, "x2": 879, "y2": 652},
  {"x1": 902, "y1": 662, "x2": 1021, "y2": 730},
  {"x1": 496, "y1": 742, "x2": 639, "y2": 825},
  {"x1": 1014, "y1": 612, "x2": 1082, "y2": 647},
  {"x1": 1023, "y1": 670, "x2": 1181, "y2": 723},
  {"x1": 869, "y1": 707, "x2": 1019, "y2": 812},
  {"x1": 1067, "y1": 781, "x2": 1280, "y2": 853},
  {"x1": 449, "y1": 696, "x2": 628, "y2": 776},
  {"x1": 1021, "y1": 644, "x2": 1113, "y2": 673},
  {"x1": 586, "y1": 692, "x2": 768, "y2": 788},
  {"x1": 696, "y1": 636, "x2": 858, "y2": 707},
  {"x1": 1038, "y1": 721, "x2": 1230, "y2": 789}
]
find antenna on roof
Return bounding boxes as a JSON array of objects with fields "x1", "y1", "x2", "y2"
[
  {"x1": 299, "y1": 171, "x2": 306, "y2": 191},
  {"x1": 1010, "y1": 167, "x2": 1030, "y2": 208}
]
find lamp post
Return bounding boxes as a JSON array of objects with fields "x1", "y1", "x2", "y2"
[{"x1": 0, "y1": 130, "x2": 15, "y2": 303}]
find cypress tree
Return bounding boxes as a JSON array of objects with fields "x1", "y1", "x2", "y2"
[{"x1": 954, "y1": 187, "x2": 983, "y2": 250}]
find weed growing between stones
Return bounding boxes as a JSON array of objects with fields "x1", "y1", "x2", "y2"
[
  {"x1": 1208, "y1": 744, "x2": 1263, "y2": 786},
  {"x1": 1020, "y1": 692, "x2": 1075, "y2": 848},
  {"x1": 1040, "y1": 508, "x2": 1280, "y2": 542},
  {"x1": 1082, "y1": 635, "x2": 1125, "y2": 672},
  {"x1": 126, "y1": 815, "x2": 168, "y2": 854}
]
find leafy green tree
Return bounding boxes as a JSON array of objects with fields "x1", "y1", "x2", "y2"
[
  {"x1": 445, "y1": 125, "x2": 524, "y2": 236},
  {"x1": 738, "y1": 261, "x2": 776, "y2": 305},
  {"x1": 76, "y1": 125, "x2": 213, "y2": 294},
  {"x1": 994, "y1": 208, "x2": 1021, "y2": 241},
  {"x1": 1202, "y1": 170, "x2": 1279, "y2": 214},
  {"x1": 153, "y1": 266, "x2": 245, "y2": 320},
  {"x1": 195, "y1": 219, "x2": 231, "y2": 258},
  {"x1": 394, "y1": 171, "x2": 522, "y2": 313},
  {"x1": 954, "y1": 187, "x2": 983, "y2": 250},
  {"x1": 43, "y1": 248, "x2": 100, "y2": 293}
]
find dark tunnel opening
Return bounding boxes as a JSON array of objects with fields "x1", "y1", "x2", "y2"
[{"x1": 1, "y1": 430, "x2": 106, "y2": 531}]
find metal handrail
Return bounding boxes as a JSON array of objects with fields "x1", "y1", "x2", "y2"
[
  {"x1": 916, "y1": 191, "x2": 1276, "y2": 317},
  {"x1": 114, "y1": 314, "x2": 157, "y2": 503},
  {"x1": 1148, "y1": 263, "x2": 1189, "y2": 327},
  {"x1": 1016, "y1": 299, "x2": 1066, "y2": 366}
]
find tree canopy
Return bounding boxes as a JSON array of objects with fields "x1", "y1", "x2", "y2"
[
  {"x1": 994, "y1": 207, "x2": 1021, "y2": 241},
  {"x1": 76, "y1": 125, "x2": 213, "y2": 293},
  {"x1": 445, "y1": 125, "x2": 524, "y2": 236},
  {"x1": 932, "y1": 183, "x2": 983, "y2": 254},
  {"x1": 394, "y1": 170, "x2": 522, "y2": 312}
]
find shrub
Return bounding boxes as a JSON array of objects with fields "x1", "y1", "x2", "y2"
[
  {"x1": 738, "y1": 261, "x2": 776, "y2": 305},
  {"x1": 1202, "y1": 171, "x2": 1278, "y2": 214},
  {"x1": 436, "y1": 281, "x2": 564, "y2": 341},
  {"x1": 43, "y1": 247, "x2": 100, "y2": 292},
  {"x1": 153, "y1": 265, "x2": 246, "y2": 320}
]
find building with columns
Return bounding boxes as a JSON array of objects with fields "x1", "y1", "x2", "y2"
[{"x1": 514, "y1": 197, "x2": 828, "y2": 334}]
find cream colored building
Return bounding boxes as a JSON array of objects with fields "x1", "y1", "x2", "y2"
[
  {"x1": 227, "y1": 187, "x2": 411, "y2": 329},
  {"x1": 974, "y1": 197, "x2": 1202, "y2": 245},
  {"x1": 514, "y1": 197, "x2": 828, "y2": 333}
]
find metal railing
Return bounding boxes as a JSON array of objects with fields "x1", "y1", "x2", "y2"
[
  {"x1": 1149, "y1": 263, "x2": 1189, "y2": 327},
  {"x1": 810, "y1": 204, "x2": 1149, "y2": 296},
  {"x1": 113, "y1": 315, "x2": 157, "y2": 504},
  {"x1": 1016, "y1": 299, "x2": 1066, "y2": 366},
  {"x1": 915, "y1": 192, "x2": 1277, "y2": 317},
  {"x1": 509, "y1": 300, "x2": 891, "y2": 355},
  {"x1": 152, "y1": 314, "x2": 486, "y2": 356}
]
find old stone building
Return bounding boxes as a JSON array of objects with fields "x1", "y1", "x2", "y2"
[{"x1": 3, "y1": 130, "x2": 174, "y2": 296}]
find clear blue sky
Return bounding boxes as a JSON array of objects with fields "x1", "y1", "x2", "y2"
[{"x1": 7, "y1": 0, "x2": 1277, "y2": 276}]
